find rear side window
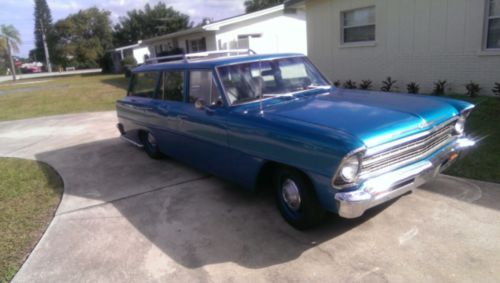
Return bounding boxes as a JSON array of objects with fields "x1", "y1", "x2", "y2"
[
  {"x1": 159, "y1": 71, "x2": 184, "y2": 101},
  {"x1": 189, "y1": 70, "x2": 222, "y2": 105},
  {"x1": 129, "y1": 72, "x2": 159, "y2": 98}
]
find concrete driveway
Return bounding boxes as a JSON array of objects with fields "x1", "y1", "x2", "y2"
[{"x1": 1, "y1": 112, "x2": 499, "y2": 282}]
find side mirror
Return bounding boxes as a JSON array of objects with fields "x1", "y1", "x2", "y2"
[{"x1": 194, "y1": 99, "x2": 206, "y2": 110}]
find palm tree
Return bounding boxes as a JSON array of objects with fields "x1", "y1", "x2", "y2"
[{"x1": 0, "y1": 24, "x2": 22, "y2": 80}]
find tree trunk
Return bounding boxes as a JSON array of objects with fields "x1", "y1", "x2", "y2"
[{"x1": 7, "y1": 37, "x2": 17, "y2": 81}]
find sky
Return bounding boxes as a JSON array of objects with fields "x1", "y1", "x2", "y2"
[{"x1": 0, "y1": 0, "x2": 246, "y2": 57}]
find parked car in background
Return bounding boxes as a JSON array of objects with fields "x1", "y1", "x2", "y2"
[
  {"x1": 21, "y1": 62, "x2": 43, "y2": 73},
  {"x1": 116, "y1": 50, "x2": 475, "y2": 229}
]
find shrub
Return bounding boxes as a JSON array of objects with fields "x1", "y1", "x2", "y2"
[
  {"x1": 381, "y1": 77, "x2": 397, "y2": 92},
  {"x1": 121, "y1": 55, "x2": 137, "y2": 67},
  {"x1": 121, "y1": 56, "x2": 137, "y2": 78},
  {"x1": 333, "y1": 80, "x2": 341, "y2": 87},
  {"x1": 99, "y1": 52, "x2": 114, "y2": 73},
  {"x1": 465, "y1": 82, "x2": 481, "y2": 97},
  {"x1": 492, "y1": 82, "x2": 500, "y2": 97},
  {"x1": 343, "y1": 80, "x2": 357, "y2": 89},
  {"x1": 407, "y1": 82, "x2": 420, "y2": 94},
  {"x1": 433, "y1": 80, "x2": 447, "y2": 96},
  {"x1": 359, "y1": 80, "x2": 372, "y2": 90}
]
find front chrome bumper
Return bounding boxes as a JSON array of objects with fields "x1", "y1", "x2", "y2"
[{"x1": 335, "y1": 137, "x2": 475, "y2": 218}]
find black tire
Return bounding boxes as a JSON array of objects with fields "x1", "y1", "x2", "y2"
[
  {"x1": 274, "y1": 167, "x2": 325, "y2": 229},
  {"x1": 141, "y1": 132, "x2": 162, "y2": 159}
]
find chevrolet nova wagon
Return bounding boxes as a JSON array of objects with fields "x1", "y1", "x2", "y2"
[{"x1": 116, "y1": 50, "x2": 475, "y2": 229}]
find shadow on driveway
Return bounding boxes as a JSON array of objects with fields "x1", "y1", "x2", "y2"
[
  {"x1": 34, "y1": 137, "x2": 390, "y2": 269},
  {"x1": 418, "y1": 175, "x2": 500, "y2": 212},
  {"x1": 101, "y1": 76, "x2": 129, "y2": 90}
]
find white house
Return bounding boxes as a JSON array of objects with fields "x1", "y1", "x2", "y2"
[
  {"x1": 289, "y1": 0, "x2": 500, "y2": 95},
  {"x1": 142, "y1": 4, "x2": 307, "y2": 57},
  {"x1": 110, "y1": 41, "x2": 151, "y2": 72}
]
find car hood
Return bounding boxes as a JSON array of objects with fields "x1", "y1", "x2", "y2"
[{"x1": 262, "y1": 89, "x2": 460, "y2": 147}]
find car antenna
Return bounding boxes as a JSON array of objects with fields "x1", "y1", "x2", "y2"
[{"x1": 259, "y1": 59, "x2": 264, "y2": 116}]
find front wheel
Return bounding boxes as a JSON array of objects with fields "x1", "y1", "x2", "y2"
[
  {"x1": 141, "y1": 132, "x2": 162, "y2": 159},
  {"x1": 275, "y1": 167, "x2": 325, "y2": 229}
]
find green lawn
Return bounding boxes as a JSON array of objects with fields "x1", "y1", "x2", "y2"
[
  {"x1": 0, "y1": 158, "x2": 63, "y2": 282},
  {"x1": 444, "y1": 95, "x2": 500, "y2": 183},
  {"x1": 0, "y1": 74, "x2": 128, "y2": 121}
]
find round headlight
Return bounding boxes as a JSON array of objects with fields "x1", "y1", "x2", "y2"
[
  {"x1": 454, "y1": 116, "x2": 465, "y2": 135},
  {"x1": 339, "y1": 155, "x2": 360, "y2": 183}
]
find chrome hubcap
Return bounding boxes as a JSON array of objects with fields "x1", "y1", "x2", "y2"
[
  {"x1": 147, "y1": 133, "x2": 156, "y2": 147},
  {"x1": 282, "y1": 179, "x2": 301, "y2": 211}
]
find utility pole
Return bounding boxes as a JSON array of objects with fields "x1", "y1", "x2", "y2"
[
  {"x1": 6, "y1": 37, "x2": 17, "y2": 81},
  {"x1": 39, "y1": 18, "x2": 52, "y2": 73}
]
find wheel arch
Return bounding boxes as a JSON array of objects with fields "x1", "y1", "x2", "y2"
[{"x1": 254, "y1": 161, "x2": 316, "y2": 194}]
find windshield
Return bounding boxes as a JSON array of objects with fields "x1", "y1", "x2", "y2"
[{"x1": 217, "y1": 56, "x2": 330, "y2": 105}]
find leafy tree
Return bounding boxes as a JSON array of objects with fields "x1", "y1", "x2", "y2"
[
  {"x1": 53, "y1": 7, "x2": 113, "y2": 68},
  {"x1": 244, "y1": 0, "x2": 284, "y2": 13},
  {"x1": 33, "y1": 0, "x2": 55, "y2": 63},
  {"x1": 0, "y1": 24, "x2": 22, "y2": 79},
  {"x1": 196, "y1": 17, "x2": 214, "y2": 27},
  {"x1": 113, "y1": 2, "x2": 191, "y2": 47}
]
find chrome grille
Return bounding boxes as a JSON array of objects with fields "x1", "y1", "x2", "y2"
[{"x1": 361, "y1": 120, "x2": 456, "y2": 176}]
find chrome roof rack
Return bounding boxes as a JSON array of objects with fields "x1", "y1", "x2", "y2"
[{"x1": 145, "y1": 49, "x2": 256, "y2": 64}]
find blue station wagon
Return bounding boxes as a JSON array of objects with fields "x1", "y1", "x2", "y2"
[{"x1": 116, "y1": 50, "x2": 475, "y2": 229}]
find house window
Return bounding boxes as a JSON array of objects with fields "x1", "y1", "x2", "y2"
[
  {"x1": 486, "y1": 0, "x2": 500, "y2": 49},
  {"x1": 190, "y1": 38, "x2": 206, "y2": 52},
  {"x1": 237, "y1": 34, "x2": 262, "y2": 39},
  {"x1": 342, "y1": 7, "x2": 375, "y2": 44}
]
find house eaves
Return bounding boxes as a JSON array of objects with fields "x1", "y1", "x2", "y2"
[
  {"x1": 112, "y1": 40, "x2": 143, "y2": 52},
  {"x1": 141, "y1": 26, "x2": 207, "y2": 44},
  {"x1": 140, "y1": 4, "x2": 285, "y2": 44},
  {"x1": 202, "y1": 4, "x2": 285, "y2": 31}
]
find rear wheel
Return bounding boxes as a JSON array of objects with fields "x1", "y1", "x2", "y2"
[
  {"x1": 275, "y1": 167, "x2": 325, "y2": 229},
  {"x1": 141, "y1": 132, "x2": 162, "y2": 159}
]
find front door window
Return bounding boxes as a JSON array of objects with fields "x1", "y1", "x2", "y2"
[{"x1": 189, "y1": 70, "x2": 222, "y2": 106}]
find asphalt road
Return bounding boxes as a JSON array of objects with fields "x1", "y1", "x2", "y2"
[{"x1": 0, "y1": 112, "x2": 499, "y2": 282}]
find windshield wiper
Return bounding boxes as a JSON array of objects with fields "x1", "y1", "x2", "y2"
[
  {"x1": 263, "y1": 93, "x2": 295, "y2": 98},
  {"x1": 305, "y1": 85, "x2": 331, "y2": 90}
]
